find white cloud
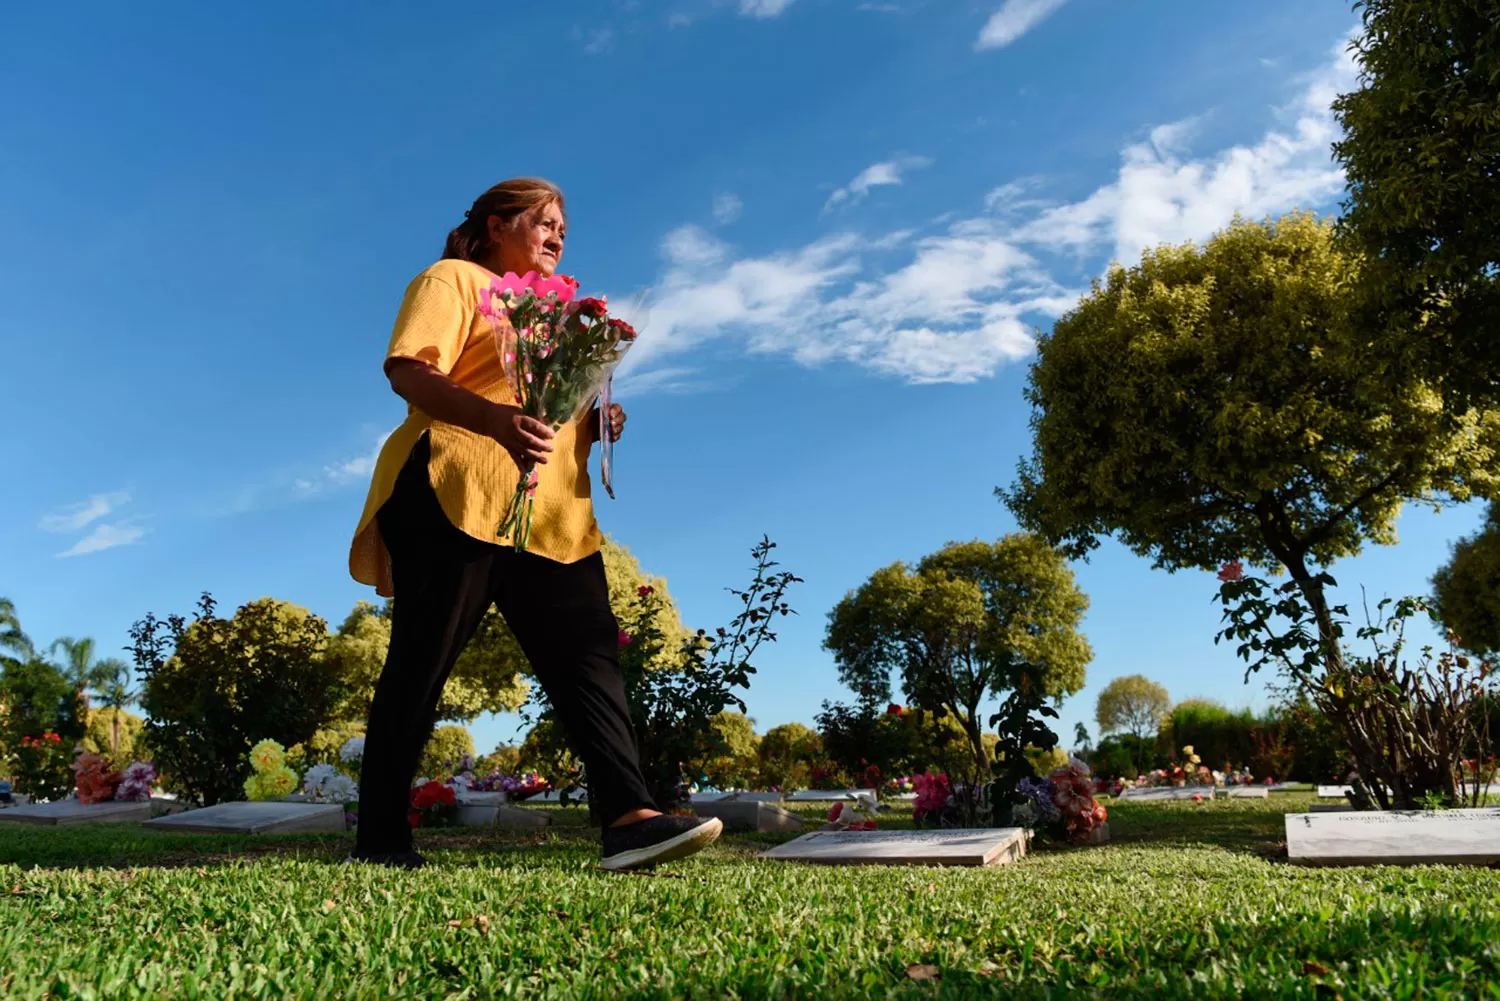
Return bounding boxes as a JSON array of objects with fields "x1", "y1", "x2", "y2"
[
  {"x1": 56, "y1": 523, "x2": 145, "y2": 559},
  {"x1": 39, "y1": 490, "x2": 131, "y2": 533},
  {"x1": 1012, "y1": 37, "x2": 1356, "y2": 264},
  {"x1": 712, "y1": 192, "x2": 743, "y2": 224},
  {"x1": 976, "y1": 0, "x2": 1066, "y2": 51},
  {"x1": 825, "y1": 155, "x2": 932, "y2": 211},
  {"x1": 297, "y1": 433, "x2": 393, "y2": 495},
  {"x1": 621, "y1": 35, "x2": 1356, "y2": 389},
  {"x1": 582, "y1": 28, "x2": 614, "y2": 54},
  {"x1": 739, "y1": 0, "x2": 795, "y2": 17}
]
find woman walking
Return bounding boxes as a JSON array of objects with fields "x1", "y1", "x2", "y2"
[{"x1": 348, "y1": 177, "x2": 721, "y2": 870}]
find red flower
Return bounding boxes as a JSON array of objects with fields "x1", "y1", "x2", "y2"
[
  {"x1": 576, "y1": 297, "x2": 608, "y2": 319},
  {"x1": 1216, "y1": 560, "x2": 1244, "y2": 583},
  {"x1": 607, "y1": 317, "x2": 637, "y2": 341},
  {"x1": 617, "y1": 630, "x2": 633, "y2": 649},
  {"x1": 637, "y1": 585, "x2": 654, "y2": 598},
  {"x1": 410, "y1": 781, "x2": 456, "y2": 812},
  {"x1": 886, "y1": 703, "x2": 904, "y2": 716},
  {"x1": 716, "y1": 627, "x2": 727, "y2": 638}
]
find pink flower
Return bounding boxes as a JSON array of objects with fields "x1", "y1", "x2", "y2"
[
  {"x1": 1217, "y1": 560, "x2": 1244, "y2": 583},
  {"x1": 637, "y1": 585, "x2": 653, "y2": 598},
  {"x1": 532, "y1": 274, "x2": 578, "y2": 304},
  {"x1": 617, "y1": 630, "x2": 633, "y2": 649}
]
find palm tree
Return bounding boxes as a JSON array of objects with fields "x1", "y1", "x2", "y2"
[
  {"x1": 90, "y1": 659, "x2": 139, "y2": 758},
  {"x1": 48, "y1": 636, "x2": 114, "y2": 712},
  {"x1": 0, "y1": 597, "x2": 34, "y2": 671}
]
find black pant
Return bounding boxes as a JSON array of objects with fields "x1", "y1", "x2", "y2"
[{"x1": 356, "y1": 436, "x2": 657, "y2": 852}]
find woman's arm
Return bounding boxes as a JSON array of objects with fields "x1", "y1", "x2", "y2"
[{"x1": 387, "y1": 358, "x2": 554, "y2": 465}]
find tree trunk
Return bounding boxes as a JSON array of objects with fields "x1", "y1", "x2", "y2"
[{"x1": 111, "y1": 712, "x2": 121, "y2": 760}]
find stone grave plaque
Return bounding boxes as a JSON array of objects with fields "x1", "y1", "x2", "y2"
[
  {"x1": 694, "y1": 800, "x2": 803, "y2": 834},
  {"x1": 734, "y1": 792, "x2": 785, "y2": 803},
  {"x1": 1118, "y1": 787, "x2": 1214, "y2": 802},
  {"x1": 1286, "y1": 808, "x2": 1500, "y2": 866},
  {"x1": 144, "y1": 801, "x2": 346, "y2": 835},
  {"x1": 1224, "y1": 786, "x2": 1270, "y2": 799},
  {"x1": 530, "y1": 789, "x2": 587, "y2": 803},
  {"x1": 759, "y1": 827, "x2": 1027, "y2": 867},
  {"x1": 0, "y1": 798, "x2": 152, "y2": 826},
  {"x1": 784, "y1": 789, "x2": 875, "y2": 803},
  {"x1": 1317, "y1": 785, "x2": 1353, "y2": 799},
  {"x1": 689, "y1": 792, "x2": 735, "y2": 804}
]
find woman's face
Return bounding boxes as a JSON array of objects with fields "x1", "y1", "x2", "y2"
[{"x1": 490, "y1": 200, "x2": 566, "y2": 277}]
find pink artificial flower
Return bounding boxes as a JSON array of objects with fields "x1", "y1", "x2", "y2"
[
  {"x1": 532, "y1": 274, "x2": 578, "y2": 304},
  {"x1": 617, "y1": 630, "x2": 633, "y2": 649},
  {"x1": 1217, "y1": 560, "x2": 1244, "y2": 583}
]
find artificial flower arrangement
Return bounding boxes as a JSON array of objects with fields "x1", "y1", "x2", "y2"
[
  {"x1": 409, "y1": 779, "x2": 459, "y2": 829},
  {"x1": 338, "y1": 736, "x2": 364, "y2": 771},
  {"x1": 477, "y1": 270, "x2": 638, "y2": 551},
  {"x1": 243, "y1": 739, "x2": 299, "y2": 801},
  {"x1": 1014, "y1": 758, "x2": 1109, "y2": 843},
  {"x1": 70, "y1": 750, "x2": 156, "y2": 805},
  {"x1": 301, "y1": 763, "x2": 359, "y2": 804},
  {"x1": 911, "y1": 771, "x2": 952, "y2": 824},
  {"x1": 824, "y1": 796, "x2": 879, "y2": 831}
]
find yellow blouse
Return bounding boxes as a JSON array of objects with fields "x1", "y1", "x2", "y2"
[{"x1": 349, "y1": 259, "x2": 602, "y2": 595}]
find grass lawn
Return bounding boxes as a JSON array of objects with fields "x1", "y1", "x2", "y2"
[{"x1": 2, "y1": 795, "x2": 1498, "y2": 999}]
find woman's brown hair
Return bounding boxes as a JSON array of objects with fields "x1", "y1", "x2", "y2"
[{"x1": 442, "y1": 178, "x2": 566, "y2": 263}]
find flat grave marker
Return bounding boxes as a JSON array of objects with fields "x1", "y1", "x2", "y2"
[
  {"x1": 693, "y1": 800, "x2": 803, "y2": 834},
  {"x1": 1286, "y1": 808, "x2": 1500, "y2": 866},
  {"x1": 784, "y1": 789, "x2": 876, "y2": 803},
  {"x1": 1117, "y1": 787, "x2": 1215, "y2": 802},
  {"x1": 0, "y1": 798, "x2": 152, "y2": 826},
  {"x1": 759, "y1": 827, "x2": 1027, "y2": 867},
  {"x1": 144, "y1": 801, "x2": 346, "y2": 835},
  {"x1": 1223, "y1": 787, "x2": 1270, "y2": 799}
]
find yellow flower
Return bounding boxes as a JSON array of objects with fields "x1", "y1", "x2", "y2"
[
  {"x1": 249, "y1": 739, "x2": 286, "y2": 774},
  {"x1": 264, "y1": 766, "x2": 298, "y2": 799},
  {"x1": 1190, "y1": 755, "x2": 1201, "y2": 765},
  {"x1": 1181, "y1": 745, "x2": 1195, "y2": 757}
]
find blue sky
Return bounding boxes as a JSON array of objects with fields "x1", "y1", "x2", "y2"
[{"x1": 2, "y1": 0, "x2": 1484, "y2": 758}]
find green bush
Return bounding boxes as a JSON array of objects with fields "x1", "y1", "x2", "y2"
[
  {"x1": 0, "y1": 658, "x2": 85, "y2": 798},
  {"x1": 130, "y1": 593, "x2": 347, "y2": 805},
  {"x1": 420, "y1": 724, "x2": 475, "y2": 780},
  {"x1": 1159, "y1": 701, "x2": 1259, "y2": 771}
]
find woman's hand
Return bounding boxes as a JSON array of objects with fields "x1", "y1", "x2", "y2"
[
  {"x1": 485, "y1": 403, "x2": 555, "y2": 466},
  {"x1": 591, "y1": 403, "x2": 626, "y2": 443}
]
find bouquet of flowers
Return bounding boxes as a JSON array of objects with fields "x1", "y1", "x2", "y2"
[
  {"x1": 409, "y1": 779, "x2": 459, "y2": 828},
  {"x1": 478, "y1": 270, "x2": 638, "y2": 551},
  {"x1": 303, "y1": 763, "x2": 359, "y2": 804},
  {"x1": 244, "y1": 739, "x2": 299, "y2": 801},
  {"x1": 1048, "y1": 758, "x2": 1108, "y2": 841},
  {"x1": 116, "y1": 762, "x2": 156, "y2": 802},
  {"x1": 72, "y1": 752, "x2": 123, "y2": 805},
  {"x1": 912, "y1": 771, "x2": 952, "y2": 824}
]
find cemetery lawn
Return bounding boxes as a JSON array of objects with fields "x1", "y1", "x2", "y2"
[{"x1": 3, "y1": 796, "x2": 1499, "y2": 999}]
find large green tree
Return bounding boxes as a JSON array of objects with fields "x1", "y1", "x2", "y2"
[
  {"x1": 1095, "y1": 675, "x2": 1171, "y2": 743},
  {"x1": 825, "y1": 535, "x2": 1091, "y2": 779},
  {"x1": 47, "y1": 637, "x2": 115, "y2": 711},
  {"x1": 131, "y1": 594, "x2": 347, "y2": 805},
  {"x1": 1333, "y1": 0, "x2": 1500, "y2": 406},
  {"x1": 1004, "y1": 213, "x2": 1499, "y2": 672},
  {"x1": 1432, "y1": 501, "x2": 1500, "y2": 656},
  {"x1": 0, "y1": 597, "x2": 33, "y2": 671},
  {"x1": 89, "y1": 659, "x2": 140, "y2": 759}
]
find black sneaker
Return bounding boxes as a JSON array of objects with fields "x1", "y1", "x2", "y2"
[
  {"x1": 600, "y1": 815, "x2": 723, "y2": 872},
  {"x1": 344, "y1": 848, "x2": 428, "y2": 870}
]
